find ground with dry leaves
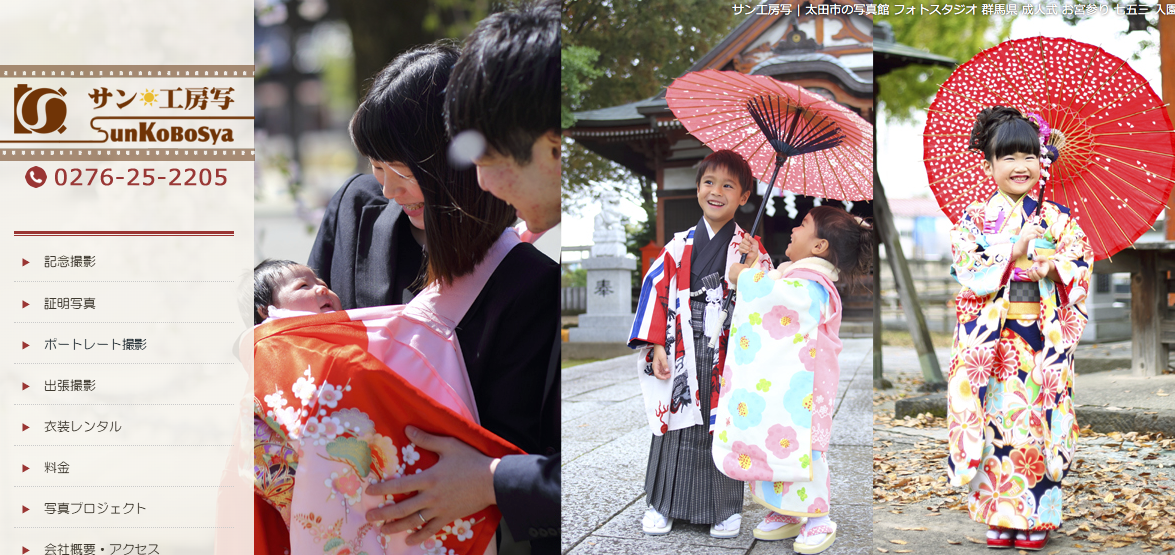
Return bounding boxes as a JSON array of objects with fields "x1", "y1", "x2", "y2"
[{"x1": 874, "y1": 373, "x2": 1175, "y2": 554}]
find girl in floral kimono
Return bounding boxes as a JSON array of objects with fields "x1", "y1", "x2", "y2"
[
  {"x1": 713, "y1": 206, "x2": 873, "y2": 554},
  {"x1": 946, "y1": 106, "x2": 1093, "y2": 551},
  {"x1": 629, "y1": 150, "x2": 772, "y2": 539}
]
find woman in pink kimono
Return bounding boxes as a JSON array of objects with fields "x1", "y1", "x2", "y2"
[
  {"x1": 253, "y1": 43, "x2": 537, "y2": 555},
  {"x1": 945, "y1": 107, "x2": 1093, "y2": 551}
]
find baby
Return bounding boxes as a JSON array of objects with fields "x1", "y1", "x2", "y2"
[{"x1": 253, "y1": 259, "x2": 342, "y2": 325}]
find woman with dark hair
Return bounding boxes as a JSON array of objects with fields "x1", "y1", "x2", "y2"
[
  {"x1": 348, "y1": 42, "x2": 519, "y2": 288},
  {"x1": 265, "y1": 41, "x2": 557, "y2": 554}
]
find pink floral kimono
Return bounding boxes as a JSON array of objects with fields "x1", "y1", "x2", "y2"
[
  {"x1": 712, "y1": 257, "x2": 842, "y2": 517},
  {"x1": 254, "y1": 231, "x2": 525, "y2": 555}
]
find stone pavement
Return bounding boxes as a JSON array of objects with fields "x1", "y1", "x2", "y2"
[
  {"x1": 878, "y1": 341, "x2": 1175, "y2": 436},
  {"x1": 562, "y1": 338, "x2": 874, "y2": 554}
]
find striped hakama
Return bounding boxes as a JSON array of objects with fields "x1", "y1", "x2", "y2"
[{"x1": 645, "y1": 284, "x2": 743, "y2": 524}]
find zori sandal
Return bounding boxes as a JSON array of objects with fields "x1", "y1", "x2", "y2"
[
  {"x1": 1014, "y1": 529, "x2": 1049, "y2": 551},
  {"x1": 986, "y1": 526, "x2": 1014, "y2": 549},
  {"x1": 709, "y1": 513, "x2": 741, "y2": 539},
  {"x1": 752, "y1": 512, "x2": 804, "y2": 541},
  {"x1": 793, "y1": 520, "x2": 836, "y2": 554},
  {"x1": 641, "y1": 507, "x2": 673, "y2": 536}
]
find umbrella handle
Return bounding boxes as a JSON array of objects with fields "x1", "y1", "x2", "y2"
[
  {"x1": 744, "y1": 154, "x2": 787, "y2": 247},
  {"x1": 1028, "y1": 182, "x2": 1046, "y2": 262}
]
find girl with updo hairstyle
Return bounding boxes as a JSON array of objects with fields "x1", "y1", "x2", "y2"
[{"x1": 946, "y1": 106, "x2": 1093, "y2": 550}]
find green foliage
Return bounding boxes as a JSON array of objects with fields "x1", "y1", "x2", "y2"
[
  {"x1": 876, "y1": 5, "x2": 1013, "y2": 123},
  {"x1": 337, "y1": 0, "x2": 487, "y2": 107},
  {"x1": 422, "y1": 0, "x2": 491, "y2": 39},
  {"x1": 878, "y1": 5, "x2": 1158, "y2": 121},
  {"x1": 562, "y1": 267, "x2": 587, "y2": 288},
  {"x1": 562, "y1": 45, "x2": 604, "y2": 129},
  {"x1": 563, "y1": 0, "x2": 738, "y2": 112},
  {"x1": 562, "y1": 0, "x2": 740, "y2": 242}
]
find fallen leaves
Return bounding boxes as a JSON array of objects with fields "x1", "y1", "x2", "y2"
[
  {"x1": 875, "y1": 382, "x2": 1175, "y2": 552},
  {"x1": 874, "y1": 436, "x2": 963, "y2": 508}
]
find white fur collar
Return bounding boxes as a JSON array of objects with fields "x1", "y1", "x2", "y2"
[{"x1": 777, "y1": 257, "x2": 839, "y2": 282}]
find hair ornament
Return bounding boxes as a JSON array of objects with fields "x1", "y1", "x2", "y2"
[
  {"x1": 1025, "y1": 112, "x2": 1050, "y2": 142},
  {"x1": 1023, "y1": 112, "x2": 1061, "y2": 183}
]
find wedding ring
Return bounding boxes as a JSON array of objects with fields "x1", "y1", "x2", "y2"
[{"x1": 417, "y1": 511, "x2": 427, "y2": 524}]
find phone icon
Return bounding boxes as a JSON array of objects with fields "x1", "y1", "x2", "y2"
[{"x1": 25, "y1": 166, "x2": 45, "y2": 188}]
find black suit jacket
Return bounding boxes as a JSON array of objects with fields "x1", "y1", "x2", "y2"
[
  {"x1": 457, "y1": 245, "x2": 561, "y2": 554},
  {"x1": 307, "y1": 174, "x2": 560, "y2": 550},
  {"x1": 307, "y1": 173, "x2": 424, "y2": 309}
]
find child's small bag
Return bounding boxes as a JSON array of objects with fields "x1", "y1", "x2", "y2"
[{"x1": 711, "y1": 258, "x2": 843, "y2": 484}]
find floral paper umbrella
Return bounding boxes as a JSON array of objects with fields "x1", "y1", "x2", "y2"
[
  {"x1": 667, "y1": 69, "x2": 873, "y2": 201},
  {"x1": 924, "y1": 36, "x2": 1175, "y2": 260}
]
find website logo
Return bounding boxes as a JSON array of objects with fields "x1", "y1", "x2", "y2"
[{"x1": 14, "y1": 84, "x2": 67, "y2": 134}]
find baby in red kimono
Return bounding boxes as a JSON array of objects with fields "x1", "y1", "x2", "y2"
[{"x1": 253, "y1": 259, "x2": 343, "y2": 325}]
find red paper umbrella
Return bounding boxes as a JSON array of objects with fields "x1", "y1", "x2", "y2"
[
  {"x1": 924, "y1": 36, "x2": 1175, "y2": 260},
  {"x1": 666, "y1": 69, "x2": 873, "y2": 201}
]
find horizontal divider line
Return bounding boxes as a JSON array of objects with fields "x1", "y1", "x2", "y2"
[{"x1": 15, "y1": 231, "x2": 234, "y2": 236}]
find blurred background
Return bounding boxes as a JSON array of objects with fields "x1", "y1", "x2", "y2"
[
  {"x1": 562, "y1": 1, "x2": 875, "y2": 342},
  {"x1": 253, "y1": 0, "x2": 559, "y2": 263}
]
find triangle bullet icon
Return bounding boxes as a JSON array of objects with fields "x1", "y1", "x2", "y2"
[
  {"x1": 21, "y1": 259, "x2": 28, "y2": 267},
  {"x1": 22, "y1": 465, "x2": 29, "y2": 472},
  {"x1": 21, "y1": 506, "x2": 28, "y2": 513},
  {"x1": 21, "y1": 424, "x2": 28, "y2": 432},
  {"x1": 21, "y1": 342, "x2": 28, "y2": 349},
  {"x1": 21, "y1": 383, "x2": 28, "y2": 390},
  {"x1": 21, "y1": 300, "x2": 28, "y2": 308},
  {"x1": 23, "y1": 548, "x2": 30, "y2": 553}
]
